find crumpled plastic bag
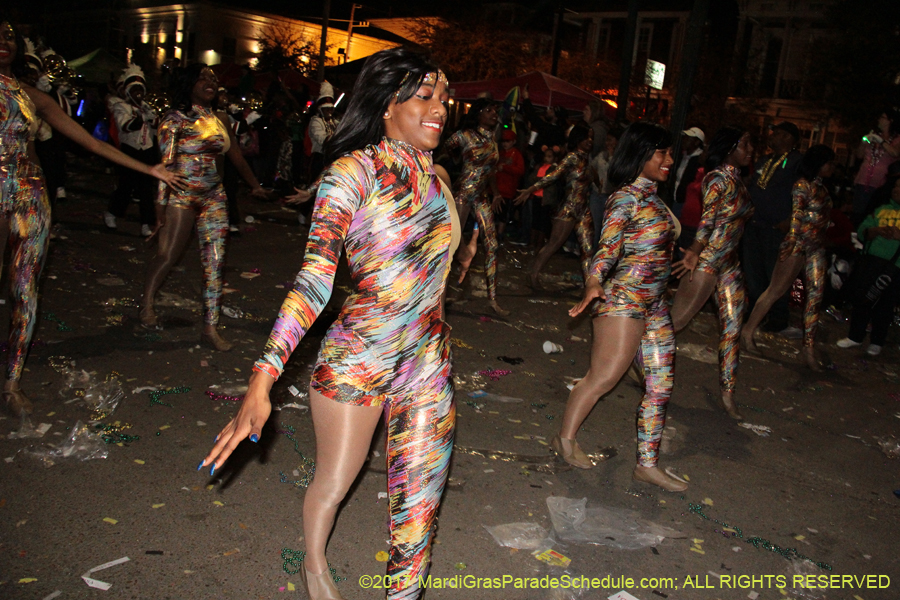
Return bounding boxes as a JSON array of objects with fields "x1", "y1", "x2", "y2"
[
  {"x1": 786, "y1": 558, "x2": 829, "y2": 599},
  {"x1": 876, "y1": 436, "x2": 900, "y2": 458},
  {"x1": 58, "y1": 371, "x2": 124, "y2": 417},
  {"x1": 484, "y1": 522, "x2": 553, "y2": 550},
  {"x1": 82, "y1": 380, "x2": 125, "y2": 415},
  {"x1": 18, "y1": 420, "x2": 108, "y2": 467},
  {"x1": 546, "y1": 497, "x2": 683, "y2": 549},
  {"x1": 7, "y1": 414, "x2": 51, "y2": 439}
]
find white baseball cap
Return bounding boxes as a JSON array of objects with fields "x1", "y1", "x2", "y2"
[{"x1": 682, "y1": 127, "x2": 706, "y2": 143}]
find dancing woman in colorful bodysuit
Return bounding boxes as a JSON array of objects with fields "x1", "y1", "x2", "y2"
[
  {"x1": 0, "y1": 17, "x2": 181, "y2": 416},
  {"x1": 741, "y1": 145, "x2": 836, "y2": 371},
  {"x1": 551, "y1": 123, "x2": 687, "y2": 492},
  {"x1": 444, "y1": 98, "x2": 509, "y2": 315},
  {"x1": 140, "y1": 63, "x2": 266, "y2": 351},
  {"x1": 514, "y1": 123, "x2": 594, "y2": 287},
  {"x1": 669, "y1": 127, "x2": 754, "y2": 419},
  {"x1": 201, "y1": 49, "x2": 460, "y2": 600}
]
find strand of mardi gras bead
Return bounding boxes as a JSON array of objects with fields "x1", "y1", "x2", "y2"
[
  {"x1": 205, "y1": 390, "x2": 244, "y2": 402},
  {"x1": 148, "y1": 386, "x2": 191, "y2": 407},
  {"x1": 688, "y1": 502, "x2": 832, "y2": 570},
  {"x1": 278, "y1": 423, "x2": 316, "y2": 488},
  {"x1": 281, "y1": 548, "x2": 345, "y2": 582},
  {"x1": 44, "y1": 312, "x2": 73, "y2": 332}
]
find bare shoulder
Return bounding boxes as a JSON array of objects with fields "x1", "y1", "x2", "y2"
[{"x1": 434, "y1": 164, "x2": 452, "y2": 189}]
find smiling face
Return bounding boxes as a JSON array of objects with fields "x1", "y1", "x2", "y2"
[
  {"x1": 0, "y1": 22, "x2": 17, "y2": 75},
  {"x1": 384, "y1": 73, "x2": 449, "y2": 152},
  {"x1": 577, "y1": 129, "x2": 594, "y2": 153},
  {"x1": 640, "y1": 148, "x2": 674, "y2": 182},
  {"x1": 191, "y1": 67, "x2": 218, "y2": 107}
]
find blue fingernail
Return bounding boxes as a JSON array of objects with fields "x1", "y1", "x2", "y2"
[
  {"x1": 250, "y1": 433, "x2": 259, "y2": 443},
  {"x1": 209, "y1": 464, "x2": 216, "y2": 476},
  {"x1": 197, "y1": 460, "x2": 204, "y2": 471}
]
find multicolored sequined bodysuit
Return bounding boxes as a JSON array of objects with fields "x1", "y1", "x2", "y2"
[
  {"x1": 444, "y1": 127, "x2": 502, "y2": 300},
  {"x1": 532, "y1": 149, "x2": 594, "y2": 278},
  {"x1": 156, "y1": 106, "x2": 229, "y2": 325},
  {"x1": 693, "y1": 164, "x2": 754, "y2": 392},
  {"x1": 253, "y1": 138, "x2": 457, "y2": 599},
  {"x1": 590, "y1": 176, "x2": 675, "y2": 467},
  {"x1": 0, "y1": 73, "x2": 51, "y2": 382},
  {"x1": 781, "y1": 177, "x2": 831, "y2": 347}
]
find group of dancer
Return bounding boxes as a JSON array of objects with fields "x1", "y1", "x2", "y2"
[{"x1": 3, "y1": 14, "x2": 842, "y2": 597}]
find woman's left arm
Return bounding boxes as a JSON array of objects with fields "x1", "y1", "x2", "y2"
[
  {"x1": 218, "y1": 111, "x2": 267, "y2": 198},
  {"x1": 25, "y1": 84, "x2": 182, "y2": 188}
]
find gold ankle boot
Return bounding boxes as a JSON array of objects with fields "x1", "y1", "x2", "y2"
[{"x1": 299, "y1": 566, "x2": 345, "y2": 600}]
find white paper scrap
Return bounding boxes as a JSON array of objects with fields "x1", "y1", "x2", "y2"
[
  {"x1": 81, "y1": 556, "x2": 130, "y2": 590},
  {"x1": 608, "y1": 592, "x2": 641, "y2": 600},
  {"x1": 42, "y1": 592, "x2": 63, "y2": 600}
]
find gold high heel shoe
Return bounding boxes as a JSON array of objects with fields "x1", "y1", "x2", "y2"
[
  {"x1": 550, "y1": 434, "x2": 594, "y2": 469},
  {"x1": 298, "y1": 565, "x2": 345, "y2": 600}
]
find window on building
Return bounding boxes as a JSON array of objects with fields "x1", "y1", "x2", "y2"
[
  {"x1": 597, "y1": 24, "x2": 610, "y2": 57},
  {"x1": 637, "y1": 24, "x2": 653, "y2": 54}
]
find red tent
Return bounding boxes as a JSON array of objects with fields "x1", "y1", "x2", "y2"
[{"x1": 450, "y1": 71, "x2": 599, "y2": 111}]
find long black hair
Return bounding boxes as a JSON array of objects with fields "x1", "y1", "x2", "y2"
[
  {"x1": 169, "y1": 62, "x2": 210, "y2": 113},
  {"x1": 0, "y1": 13, "x2": 28, "y2": 79},
  {"x1": 566, "y1": 122, "x2": 591, "y2": 152},
  {"x1": 458, "y1": 97, "x2": 496, "y2": 132},
  {"x1": 705, "y1": 126, "x2": 745, "y2": 172},
  {"x1": 326, "y1": 47, "x2": 442, "y2": 163},
  {"x1": 608, "y1": 122, "x2": 673, "y2": 190},
  {"x1": 883, "y1": 107, "x2": 900, "y2": 138},
  {"x1": 798, "y1": 144, "x2": 835, "y2": 181}
]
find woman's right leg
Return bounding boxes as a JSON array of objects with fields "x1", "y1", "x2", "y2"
[
  {"x1": 530, "y1": 218, "x2": 576, "y2": 286},
  {"x1": 141, "y1": 205, "x2": 196, "y2": 324},
  {"x1": 559, "y1": 315, "x2": 645, "y2": 440},
  {"x1": 303, "y1": 389, "x2": 383, "y2": 575},
  {"x1": 741, "y1": 254, "x2": 804, "y2": 352},
  {"x1": 670, "y1": 270, "x2": 717, "y2": 332},
  {"x1": 3, "y1": 174, "x2": 51, "y2": 414}
]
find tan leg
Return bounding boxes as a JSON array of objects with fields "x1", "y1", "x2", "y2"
[
  {"x1": 303, "y1": 389, "x2": 382, "y2": 575},
  {"x1": 741, "y1": 255, "x2": 805, "y2": 353}
]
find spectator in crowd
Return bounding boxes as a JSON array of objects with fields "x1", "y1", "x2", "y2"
[
  {"x1": 583, "y1": 100, "x2": 609, "y2": 157},
  {"x1": 852, "y1": 109, "x2": 900, "y2": 225},
  {"x1": 306, "y1": 81, "x2": 339, "y2": 183},
  {"x1": 673, "y1": 127, "x2": 705, "y2": 213},
  {"x1": 742, "y1": 121, "x2": 803, "y2": 336},
  {"x1": 589, "y1": 127, "x2": 619, "y2": 249},
  {"x1": 836, "y1": 172, "x2": 900, "y2": 356},
  {"x1": 496, "y1": 128, "x2": 525, "y2": 241}
]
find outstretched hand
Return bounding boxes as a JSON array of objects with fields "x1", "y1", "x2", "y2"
[
  {"x1": 250, "y1": 186, "x2": 270, "y2": 200},
  {"x1": 569, "y1": 276, "x2": 605, "y2": 317},
  {"x1": 150, "y1": 164, "x2": 187, "y2": 191},
  {"x1": 513, "y1": 187, "x2": 532, "y2": 206},
  {"x1": 672, "y1": 248, "x2": 699, "y2": 280},
  {"x1": 200, "y1": 371, "x2": 274, "y2": 475},
  {"x1": 282, "y1": 187, "x2": 313, "y2": 205}
]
